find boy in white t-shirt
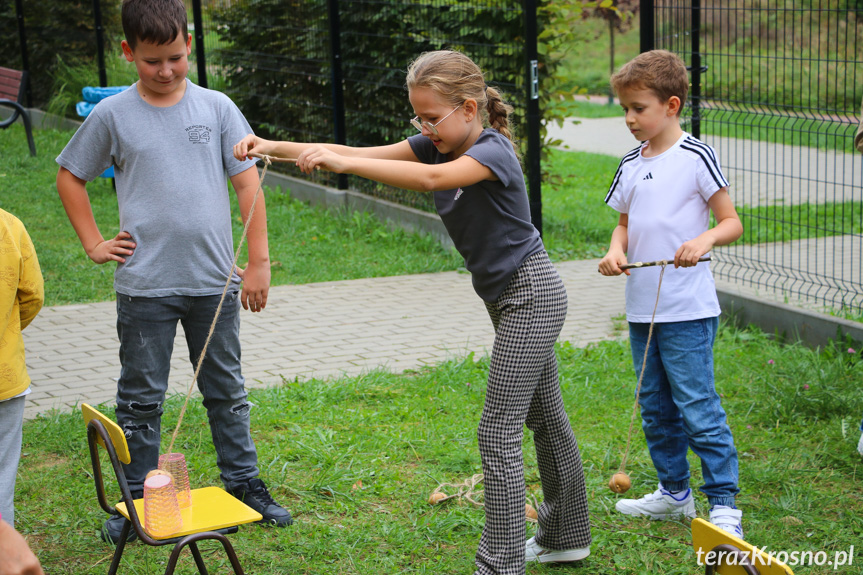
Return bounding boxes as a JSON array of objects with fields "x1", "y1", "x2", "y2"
[{"x1": 598, "y1": 50, "x2": 745, "y2": 538}]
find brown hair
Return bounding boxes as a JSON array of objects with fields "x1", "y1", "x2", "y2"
[
  {"x1": 406, "y1": 50, "x2": 517, "y2": 150},
  {"x1": 122, "y1": 0, "x2": 187, "y2": 50},
  {"x1": 611, "y1": 49, "x2": 689, "y2": 115}
]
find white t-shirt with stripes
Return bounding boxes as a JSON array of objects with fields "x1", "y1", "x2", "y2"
[{"x1": 604, "y1": 132, "x2": 730, "y2": 323}]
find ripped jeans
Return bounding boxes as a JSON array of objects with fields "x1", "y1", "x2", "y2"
[{"x1": 115, "y1": 291, "x2": 259, "y2": 494}]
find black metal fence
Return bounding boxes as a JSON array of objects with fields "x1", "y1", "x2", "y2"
[
  {"x1": 193, "y1": 0, "x2": 537, "y2": 217},
  {"x1": 202, "y1": 0, "x2": 545, "y2": 227},
  {"x1": 645, "y1": 0, "x2": 863, "y2": 315},
  {"x1": 5, "y1": 0, "x2": 542, "y2": 228}
]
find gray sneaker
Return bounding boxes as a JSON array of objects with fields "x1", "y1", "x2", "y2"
[
  {"x1": 101, "y1": 490, "x2": 143, "y2": 544},
  {"x1": 615, "y1": 484, "x2": 696, "y2": 520},
  {"x1": 101, "y1": 513, "x2": 137, "y2": 544},
  {"x1": 525, "y1": 536, "x2": 590, "y2": 563}
]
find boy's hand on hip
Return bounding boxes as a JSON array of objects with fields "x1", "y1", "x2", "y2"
[
  {"x1": 88, "y1": 231, "x2": 136, "y2": 264},
  {"x1": 237, "y1": 261, "x2": 271, "y2": 312}
]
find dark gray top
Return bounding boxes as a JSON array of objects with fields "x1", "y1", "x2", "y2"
[
  {"x1": 408, "y1": 129, "x2": 543, "y2": 302},
  {"x1": 57, "y1": 80, "x2": 257, "y2": 297}
]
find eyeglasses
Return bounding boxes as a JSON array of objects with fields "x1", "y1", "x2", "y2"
[{"x1": 410, "y1": 105, "x2": 461, "y2": 137}]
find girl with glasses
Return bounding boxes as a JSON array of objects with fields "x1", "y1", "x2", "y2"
[{"x1": 233, "y1": 49, "x2": 591, "y2": 575}]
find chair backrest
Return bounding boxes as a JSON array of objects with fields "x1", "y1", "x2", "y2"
[
  {"x1": 0, "y1": 67, "x2": 24, "y2": 103},
  {"x1": 81, "y1": 402, "x2": 149, "y2": 536},
  {"x1": 82, "y1": 403, "x2": 131, "y2": 464}
]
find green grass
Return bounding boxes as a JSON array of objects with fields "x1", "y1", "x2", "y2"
[
  {"x1": 14, "y1": 323, "x2": 863, "y2": 574},
  {"x1": 541, "y1": 150, "x2": 621, "y2": 261},
  {"x1": 0, "y1": 124, "x2": 461, "y2": 307},
  {"x1": 0, "y1": 124, "x2": 621, "y2": 307},
  {"x1": 557, "y1": 99, "x2": 861, "y2": 152},
  {"x1": 561, "y1": 18, "x2": 640, "y2": 97},
  {"x1": 4, "y1": 124, "x2": 859, "y2": 308},
  {"x1": 560, "y1": 15, "x2": 862, "y2": 152},
  {"x1": 551, "y1": 98, "x2": 622, "y2": 119},
  {"x1": 698, "y1": 108, "x2": 860, "y2": 152},
  {"x1": 741, "y1": 203, "x2": 863, "y2": 243}
]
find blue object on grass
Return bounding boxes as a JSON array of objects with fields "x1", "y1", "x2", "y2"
[
  {"x1": 77, "y1": 86, "x2": 129, "y2": 179},
  {"x1": 75, "y1": 101, "x2": 96, "y2": 118},
  {"x1": 81, "y1": 85, "x2": 130, "y2": 104}
]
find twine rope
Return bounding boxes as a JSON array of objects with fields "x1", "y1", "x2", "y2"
[
  {"x1": 166, "y1": 155, "x2": 272, "y2": 454},
  {"x1": 431, "y1": 473, "x2": 485, "y2": 507},
  {"x1": 618, "y1": 261, "x2": 667, "y2": 474},
  {"x1": 430, "y1": 473, "x2": 540, "y2": 523}
]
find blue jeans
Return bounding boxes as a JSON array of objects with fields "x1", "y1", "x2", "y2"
[
  {"x1": 629, "y1": 317, "x2": 739, "y2": 508},
  {"x1": 115, "y1": 292, "x2": 259, "y2": 494}
]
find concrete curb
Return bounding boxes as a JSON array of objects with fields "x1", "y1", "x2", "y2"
[{"x1": 717, "y1": 287, "x2": 863, "y2": 348}]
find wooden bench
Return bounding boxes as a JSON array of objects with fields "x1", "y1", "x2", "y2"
[{"x1": 0, "y1": 66, "x2": 36, "y2": 157}]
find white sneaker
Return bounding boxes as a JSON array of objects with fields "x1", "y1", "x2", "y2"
[
  {"x1": 857, "y1": 432, "x2": 863, "y2": 457},
  {"x1": 525, "y1": 536, "x2": 590, "y2": 563},
  {"x1": 615, "y1": 484, "x2": 696, "y2": 520},
  {"x1": 709, "y1": 505, "x2": 744, "y2": 539}
]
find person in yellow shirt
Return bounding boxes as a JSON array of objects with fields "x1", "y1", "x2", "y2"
[{"x1": 0, "y1": 208, "x2": 43, "y2": 527}]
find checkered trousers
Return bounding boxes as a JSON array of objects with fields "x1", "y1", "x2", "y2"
[{"x1": 475, "y1": 250, "x2": 592, "y2": 575}]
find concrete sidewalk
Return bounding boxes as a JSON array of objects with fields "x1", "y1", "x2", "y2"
[{"x1": 21, "y1": 259, "x2": 627, "y2": 420}]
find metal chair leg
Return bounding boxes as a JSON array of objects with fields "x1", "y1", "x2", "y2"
[
  {"x1": 188, "y1": 541, "x2": 210, "y2": 575},
  {"x1": 20, "y1": 108, "x2": 35, "y2": 156},
  {"x1": 164, "y1": 532, "x2": 248, "y2": 575},
  {"x1": 107, "y1": 519, "x2": 132, "y2": 575},
  {"x1": 215, "y1": 534, "x2": 246, "y2": 575}
]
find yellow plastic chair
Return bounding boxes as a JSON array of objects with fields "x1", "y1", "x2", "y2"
[
  {"x1": 692, "y1": 518, "x2": 794, "y2": 575},
  {"x1": 82, "y1": 404, "x2": 263, "y2": 575}
]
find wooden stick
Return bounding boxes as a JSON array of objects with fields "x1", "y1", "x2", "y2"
[
  {"x1": 620, "y1": 256, "x2": 711, "y2": 270},
  {"x1": 248, "y1": 152, "x2": 298, "y2": 163}
]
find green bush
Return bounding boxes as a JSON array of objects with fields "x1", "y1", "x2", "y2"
[
  {"x1": 210, "y1": 0, "x2": 586, "y2": 206},
  {"x1": 0, "y1": 0, "x2": 123, "y2": 107}
]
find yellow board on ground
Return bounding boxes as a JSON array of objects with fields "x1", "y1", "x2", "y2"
[{"x1": 692, "y1": 518, "x2": 794, "y2": 575}]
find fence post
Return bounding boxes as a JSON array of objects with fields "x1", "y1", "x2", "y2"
[
  {"x1": 327, "y1": 0, "x2": 348, "y2": 190},
  {"x1": 14, "y1": 0, "x2": 31, "y2": 106},
  {"x1": 640, "y1": 0, "x2": 654, "y2": 53},
  {"x1": 192, "y1": 0, "x2": 208, "y2": 88},
  {"x1": 523, "y1": 0, "x2": 542, "y2": 236},
  {"x1": 690, "y1": 0, "x2": 701, "y2": 139},
  {"x1": 92, "y1": 0, "x2": 108, "y2": 87}
]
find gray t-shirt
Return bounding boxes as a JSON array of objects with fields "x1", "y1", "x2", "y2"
[
  {"x1": 408, "y1": 129, "x2": 544, "y2": 302},
  {"x1": 57, "y1": 80, "x2": 257, "y2": 297}
]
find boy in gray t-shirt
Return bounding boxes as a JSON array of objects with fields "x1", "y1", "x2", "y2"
[{"x1": 56, "y1": 0, "x2": 291, "y2": 543}]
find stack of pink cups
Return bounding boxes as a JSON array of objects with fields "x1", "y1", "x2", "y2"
[
  {"x1": 143, "y1": 471, "x2": 183, "y2": 537},
  {"x1": 158, "y1": 453, "x2": 192, "y2": 509}
]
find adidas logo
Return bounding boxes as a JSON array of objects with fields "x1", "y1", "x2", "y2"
[{"x1": 642, "y1": 172, "x2": 654, "y2": 180}]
